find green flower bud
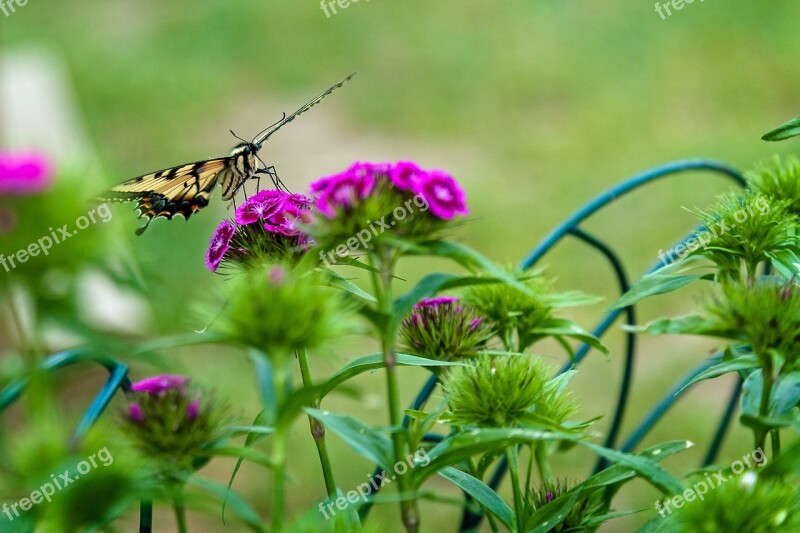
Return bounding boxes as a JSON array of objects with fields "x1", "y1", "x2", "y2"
[
  {"x1": 670, "y1": 473, "x2": 800, "y2": 532},
  {"x1": 521, "y1": 479, "x2": 604, "y2": 532},
  {"x1": 215, "y1": 264, "x2": 356, "y2": 358},
  {"x1": 704, "y1": 278, "x2": 800, "y2": 371},
  {"x1": 442, "y1": 354, "x2": 570, "y2": 428}
]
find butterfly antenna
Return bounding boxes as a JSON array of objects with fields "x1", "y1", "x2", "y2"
[
  {"x1": 252, "y1": 73, "x2": 356, "y2": 148},
  {"x1": 229, "y1": 130, "x2": 248, "y2": 144}
]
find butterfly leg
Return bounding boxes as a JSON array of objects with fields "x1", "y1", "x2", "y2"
[{"x1": 256, "y1": 166, "x2": 290, "y2": 193}]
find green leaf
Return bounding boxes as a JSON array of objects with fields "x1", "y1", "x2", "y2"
[
  {"x1": 305, "y1": 408, "x2": 394, "y2": 469},
  {"x1": 525, "y1": 441, "x2": 692, "y2": 531},
  {"x1": 385, "y1": 238, "x2": 534, "y2": 296},
  {"x1": 765, "y1": 248, "x2": 800, "y2": 280},
  {"x1": 579, "y1": 441, "x2": 684, "y2": 495},
  {"x1": 678, "y1": 355, "x2": 759, "y2": 393},
  {"x1": 762, "y1": 115, "x2": 800, "y2": 141},
  {"x1": 613, "y1": 274, "x2": 702, "y2": 309},
  {"x1": 631, "y1": 315, "x2": 734, "y2": 338},
  {"x1": 222, "y1": 410, "x2": 269, "y2": 522},
  {"x1": 317, "y1": 353, "x2": 459, "y2": 400},
  {"x1": 325, "y1": 270, "x2": 377, "y2": 303},
  {"x1": 392, "y1": 273, "x2": 509, "y2": 329},
  {"x1": 544, "y1": 291, "x2": 605, "y2": 308},
  {"x1": 771, "y1": 371, "x2": 800, "y2": 415},
  {"x1": 742, "y1": 369, "x2": 800, "y2": 421},
  {"x1": 532, "y1": 318, "x2": 610, "y2": 357},
  {"x1": 436, "y1": 467, "x2": 515, "y2": 531},
  {"x1": 249, "y1": 350, "x2": 276, "y2": 427},
  {"x1": 188, "y1": 476, "x2": 266, "y2": 532},
  {"x1": 208, "y1": 445, "x2": 273, "y2": 469},
  {"x1": 132, "y1": 332, "x2": 232, "y2": 355}
]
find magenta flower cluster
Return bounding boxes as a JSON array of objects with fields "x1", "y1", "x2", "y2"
[
  {"x1": 128, "y1": 374, "x2": 198, "y2": 423},
  {"x1": 205, "y1": 190, "x2": 313, "y2": 272},
  {"x1": 311, "y1": 161, "x2": 469, "y2": 220},
  {"x1": 0, "y1": 152, "x2": 53, "y2": 196}
]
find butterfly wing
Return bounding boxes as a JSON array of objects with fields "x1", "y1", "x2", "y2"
[{"x1": 99, "y1": 158, "x2": 231, "y2": 235}]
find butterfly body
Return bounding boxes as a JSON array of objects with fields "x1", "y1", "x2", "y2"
[{"x1": 99, "y1": 74, "x2": 355, "y2": 235}]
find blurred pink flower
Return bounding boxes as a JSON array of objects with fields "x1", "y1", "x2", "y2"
[
  {"x1": 0, "y1": 153, "x2": 53, "y2": 196},
  {"x1": 131, "y1": 374, "x2": 190, "y2": 395}
]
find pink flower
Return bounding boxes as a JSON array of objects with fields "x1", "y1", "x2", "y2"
[
  {"x1": 0, "y1": 153, "x2": 53, "y2": 196},
  {"x1": 129, "y1": 403, "x2": 145, "y2": 423},
  {"x1": 131, "y1": 374, "x2": 190, "y2": 395},
  {"x1": 264, "y1": 193, "x2": 313, "y2": 237},
  {"x1": 186, "y1": 399, "x2": 200, "y2": 421},
  {"x1": 415, "y1": 296, "x2": 460, "y2": 309},
  {"x1": 206, "y1": 220, "x2": 236, "y2": 272},
  {"x1": 311, "y1": 169, "x2": 375, "y2": 218},
  {"x1": 235, "y1": 190, "x2": 286, "y2": 225},
  {"x1": 413, "y1": 170, "x2": 468, "y2": 220},
  {"x1": 390, "y1": 161, "x2": 426, "y2": 191}
]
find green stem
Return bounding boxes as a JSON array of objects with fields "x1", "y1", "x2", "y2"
[
  {"x1": 534, "y1": 441, "x2": 553, "y2": 484},
  {"x1": 172, "y1": 486, "x2": 188, "y2": 533},
  {"x1": 755, "y1": 362, "x2": 774, "y2": 462},
  {"x1": 297, "y1": 348, "x2": 338, "y2": 498},
  {"x1": 371, "y1": 249, "x2": 419, "y2": 532},
  {"x1": 771, "y1": 429, "x2": 781, "y2": 459},
  {"x1": 271, "y1": 358, "x2": 289, "y2": 532},
  {"x1": 506, "y1": 446, "x2": 524, "y2": 533}
]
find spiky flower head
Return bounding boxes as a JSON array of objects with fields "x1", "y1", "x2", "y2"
[
  {"x1": 309, "y1": 161, "x2": 468, "y2": 257},
  {"x1": 122, "y1": 375, "x2": 224, "y2": 474},
  {"x1": 747, "y1": 155, "x2": 800, "y2": 217},
  {"x1": 205, "y1": 191, "x2": 313, "y2": 272},
  {"x1": 442, "y1": 354, "x2": 565, "y2": 428},
  {"x1": 462, "y1": 273, "x2": 554, "y2": 351},
  {"x1": 521, "y1": 479, "x2": 605, "y2": 532},
  {"x1": 400, "y1": 296, "x2": 492, "y2": 363},
  {"x1": 704, "y1": 278, "x2": 800, "y2": 371},
  {"x1": 686, "y1": 190, "x2": 796, "y2": 277},
  {"x1": 215, "y1": 264, "x2": 354, "y2": 358},
  {"x1": 667, "y1": 473, "x2": 800, "y2": 532}
]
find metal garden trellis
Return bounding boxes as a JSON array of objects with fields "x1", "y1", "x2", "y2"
[{"x1": 0, "y1": 158, "x2": 747, "y2": 532}]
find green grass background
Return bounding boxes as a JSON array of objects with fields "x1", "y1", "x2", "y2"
[{"x1": 3, "y1": 0, "x2": 800, "y2": 531}]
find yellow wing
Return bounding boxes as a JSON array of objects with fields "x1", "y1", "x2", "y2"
[{"x1": 99, "y1": 158, "x2": 233, "y2": 235}]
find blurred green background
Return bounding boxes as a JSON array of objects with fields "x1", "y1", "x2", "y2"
[{"x1": 2, "y1": 0, "x2": 800, "y2": 531}]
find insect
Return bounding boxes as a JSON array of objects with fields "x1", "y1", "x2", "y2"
[{"x1": 98, "y1": 73, "x2": 356, "y2": 235}]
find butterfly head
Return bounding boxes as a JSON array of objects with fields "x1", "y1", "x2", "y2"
[{"x1": 230, "y1": 142, "x2": 260, "y2": 157}]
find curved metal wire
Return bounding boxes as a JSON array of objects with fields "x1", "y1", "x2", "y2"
[{"x1": 460, "y1": 159, "x2": 746, "y2": 530}]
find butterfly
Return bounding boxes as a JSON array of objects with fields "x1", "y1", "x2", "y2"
[{"x1": 98, "y1": 73, "x2": 355, "y2": 235}]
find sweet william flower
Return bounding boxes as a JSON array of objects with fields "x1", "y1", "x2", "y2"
[
  {"x1": 206, "y1": 220, "x2": 236, "y2": 272},
  {"x1": 401, "y1": 296, "x2": 492, "y2": 363},
  {"x1": 122, "y1": 375, "x2": 224, "y2": 474},
  {"x1": 131, "y1": 374, "x2": 190, "y2": 394},
  {"x1": 390, "y1": 161, "x2": 425, "y2": 191},
  {"x1": 235, "y1": 189, "x2": 286, "y2": 225},
  {"x1": 312, "y1": 167, "x2": 376, "y2": 218},
  {"x1": 206, "y1": 191, "x2": 313, "y2": 272},
  {"x1": 413, "y1": 170, "x2": 469, "y2": 220}
]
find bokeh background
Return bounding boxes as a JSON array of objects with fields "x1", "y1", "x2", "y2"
[{"x1": 2, "y1": 1, "x2": 799, "y2": 531}]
